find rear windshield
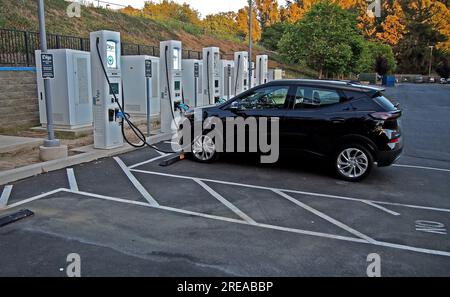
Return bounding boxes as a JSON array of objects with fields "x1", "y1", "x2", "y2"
[{"x1": 373, "y1": 95, "x2": 397, "y2": 112}]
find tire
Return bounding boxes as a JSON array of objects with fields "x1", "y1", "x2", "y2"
[
  {"x1": 334, "y1": 144, "x2": 374, "y2": 182},
  {"x1": 190, "y1": 134, "x2": 219, "y2": 163}
]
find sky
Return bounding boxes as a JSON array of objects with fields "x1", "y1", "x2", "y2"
[{"x1": 84, "y1": 0, "x2": 288, "y2": 17}]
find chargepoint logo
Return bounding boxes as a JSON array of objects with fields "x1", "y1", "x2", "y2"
[
  {"x1": 66, "y1": 0, "x2": 81, "y2": 18},
  {"x1": 366, "y1": 0, "x2": 381, "y2": 18},
  {"x1": 175, "y1": 109, "x2": 280, "y2": 164}
]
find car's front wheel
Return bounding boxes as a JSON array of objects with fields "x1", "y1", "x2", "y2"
[
  {"x1": 190, "y1": 134, "x2": 218, "y2": 163},
  {"x1": 334, "y1": 144, "x2": 373, "y2": 182}
]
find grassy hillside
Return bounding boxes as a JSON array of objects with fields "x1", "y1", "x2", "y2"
[{"x1": 0, "y1": 0, "x2": 313, "y2": 77}]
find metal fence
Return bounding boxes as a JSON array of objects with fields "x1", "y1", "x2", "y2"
[{"x1": 0, "y1": 28, "x2": 205, "y2": 67}]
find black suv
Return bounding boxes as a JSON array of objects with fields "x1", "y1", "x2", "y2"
[{"x1": 185, "y1": 79, "x2": 403, "y2": 182}]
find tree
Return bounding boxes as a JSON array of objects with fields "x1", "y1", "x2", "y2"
[
  {"x1": 395, "y1": 0, "x2": 448, "y2": 73},
  {"x1": 203, "y1": 12, "x2": 239, "y2": 37},
  {"x1": 436, "y1": 58, "x2": 450, "y2": 78},
  {"x1": 236, "y1": 6, "x2": 262, "y2": 42},
  {"x1": 375, "y1": 56, "x2": 389, "y2": 76},
  {"x1": 358, "y1": 41, "x2": 397, "y2": 74},
  {"x1": 376, "y1": 0, "x2": 406, "y2": 46},
  {"x1": 278, "y1": 1, "x2": 366, "y2": 78},
  {"x1": 142, "y1": 0, "x2": 201, "y2": 25},
  {"x1": 255, "y1": 0, "x2": 280, "y2": 30},
  {"x1": 260, "y1": 22, "x2": 292, "y2": 50}
]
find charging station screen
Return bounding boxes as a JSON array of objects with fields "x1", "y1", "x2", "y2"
[
  {"x1": 173, "y1": 47, "x2": 181, "y2": 70},
  {"x1": 109, "y1": 83, "x2": 119, "y2": 95},
  {"x1": 174, "y1": 81, "x2": 181, "y2": 91},
  {"x1": 106, "y1": 41, "x2": 117, "y2": 69}
]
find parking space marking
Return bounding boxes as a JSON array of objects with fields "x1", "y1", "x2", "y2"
[
  {"x1": 66, "y1": 169, "x2": 79, "y2": 192},
  {"x1": 5, "y1": 188, "x2": 66, "y2": 210},
  {"x1": 3, "y1": 187, "x2": 450, "y2": 258},
  {"x1": 114, "y1": 157, "x2": 159, "y2": 207},
  {"x1": 273, "y1": 189, "x2": 375, "y2": 243},
  {"x1": 0, "y1": 185, "x2": 13, "y2": 209},
  {"x1": 131, "y1": 169, "x2": 450, "y2": 214},
  {"x1": 194, "y1": 179, "x2": 257, "y2": 224},
  {"x1": 362, "y1": 201, "x2": 400, "y2": 216},
  {"x1": 394, "y1": 164, "x2": 450, "y2": 173},
  {"x1": 128, "y1": 154, "x2": 172, "y2": 169}
]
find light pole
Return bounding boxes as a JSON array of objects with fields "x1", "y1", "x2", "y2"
[
  {"x1": 248, "y1": 0, "x2": 253, "y2": 87},
  {"x1": 38, "y1": 0, "x2": 59, "y2": 148},
  {"x1": 428, "y1": 45, "x2": 434, "y2": 77}
]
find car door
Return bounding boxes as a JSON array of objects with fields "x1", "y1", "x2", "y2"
[
  {"x1": 225, "y1": 85, "x2": 294, "y2": 153},
  {"x1": 284, "y1": 85, "x2": 354, "y2": 156}
]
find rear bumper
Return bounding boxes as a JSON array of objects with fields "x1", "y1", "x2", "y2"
[{"x1": 377, "y1": 147, "x2": 403, "y2": 167}]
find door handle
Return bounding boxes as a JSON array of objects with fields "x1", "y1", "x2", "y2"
[{"x1": 331, "y1": 117, "x2": 345, "y2": 123}]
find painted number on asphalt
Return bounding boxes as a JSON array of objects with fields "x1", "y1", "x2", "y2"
[{"x1": 415, "y1": 220, "x2": 447, "y2": 235}]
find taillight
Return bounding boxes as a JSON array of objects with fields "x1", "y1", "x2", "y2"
[
  {"x1": 389, "y1": 138, "x2": 400, "y2": 144},
  {"x1": 370, "y1": 112, "x2": 401, "y2": 120}
]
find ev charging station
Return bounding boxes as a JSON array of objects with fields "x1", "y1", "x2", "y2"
[
  {"x1": 219, "y1": 60, "x2": 234, "y2": 100},
  {"x1": 268, "y1": 68, "x2": 283, "y2": 81},
  {"x1": 160, "y1": 40, "x2": 183, "y2": 133},
  {"x1": 202, "y1": 47, "x2": 221, "y2": 105},
  {"x1": 182, "y1": 59, "x2": 203, "y2": 108},
  {"x1": 90, "y1": 30, "x2": 123, "y2": 149},
  {"x1": 122, "y1": 55, "x2": 160, "y2": 117},
  {"x1": 233, "y1": 51, "x2": 249, "y2": 95},
  {"x1": 35, "y1": 49, "x2": 92, "y2": 130},
  {"x1": 255, "y1": 55, "x2": 269, "y2": 86}
]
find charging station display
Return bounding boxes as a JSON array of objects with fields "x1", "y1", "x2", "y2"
[{"x1": 106, "y1": 41, "x2": 117, "y2": 69}]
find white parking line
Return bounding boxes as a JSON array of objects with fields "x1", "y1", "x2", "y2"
[
  {"x1": 4, "y1": 187, "x2": 450, "y2": 257},
  {"x1": 362, "y1": 201, "x2": 400, "y2": 216},
  {"x1": 114, "y1": 157, "x2": 159, "y2": 207},
  {"x1": 130, "y1": 169, "x2": 450, "y2": 214},
  {"x1": 128, "y1": 154, "x2": 172, "y2": 169},
  {"x1": 66, "y1": 169, "x2": 79, "y2": 192},
  {"x1": 194, "y1": 179, "x2": 257, "y2": 224},
  {"x1": 5, "y1": 188, "x2": 66, "y2": 210},
  {"x1": 394, "y1": 164, "x2": 450, "y2": 173},
  {"x1": 0, "y1": 185, "x2": 13, "y2": 209},
  {"x1": 273, "y1": 189, "x2": 375, "y2": 243}
]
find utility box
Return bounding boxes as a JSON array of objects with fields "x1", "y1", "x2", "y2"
[
  {"x1": 382, "y1": 75, "x2": 396, "y2": 87},
  {"x1": 268, "y1": 69, "x2": 283, "y2": 81},
  {"x1": 219, "y1": 60, "x2": 234, "y2": 101},
  {"x1": 35, "y1": 49, "x2": 92, "y2": 130},
  {"x1": 182, "y1": 59, "x2": 203, "y2": 108},
  {"x1": 122, "y1": 55, "x2": 160, "y2": 117}
]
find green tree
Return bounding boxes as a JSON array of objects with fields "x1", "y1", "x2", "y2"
[
  {"x1": 278, "y1": 1, "x2": 365, "y2": 78},
  {"x1": 358, "y1": 41, "x2": 397, "y2": 74},
  {"x1": 260, "y1": 22, "x2": 292, "y2": 51},
  {"x1": 203, "y1": 12, "x2": 239, "y2": 37}
]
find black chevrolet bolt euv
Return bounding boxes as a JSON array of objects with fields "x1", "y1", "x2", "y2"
[{"x1": 183, "y1": 79, "x2": 403, "y2": 182}]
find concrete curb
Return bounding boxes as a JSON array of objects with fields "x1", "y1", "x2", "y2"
[{"x1": 0, "y1": 132, "x2": 174, "y2": 186}]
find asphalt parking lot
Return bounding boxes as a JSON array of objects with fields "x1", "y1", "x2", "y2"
[{"x1": 1, "y1": 83, "x2": 449, "y2": 276}]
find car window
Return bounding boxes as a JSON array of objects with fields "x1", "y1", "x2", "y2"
[
  {"x1": 294, "y1": 87, "x2": 342, "y2": 109},
  {"x1": 234, "y1": 86, "x2": 289, "y2": 110}
]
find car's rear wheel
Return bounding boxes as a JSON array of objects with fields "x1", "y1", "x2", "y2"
[
  {"x1": 334, "y1": 144, "x2": 373, "y2": 182},
  {"x1": 191, "y1": 134, "x2": 218, "y2": 163}
]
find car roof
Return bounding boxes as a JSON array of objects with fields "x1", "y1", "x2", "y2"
[{"x1": 265, "y1": 79, "x2": 385, "y2": 94}]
